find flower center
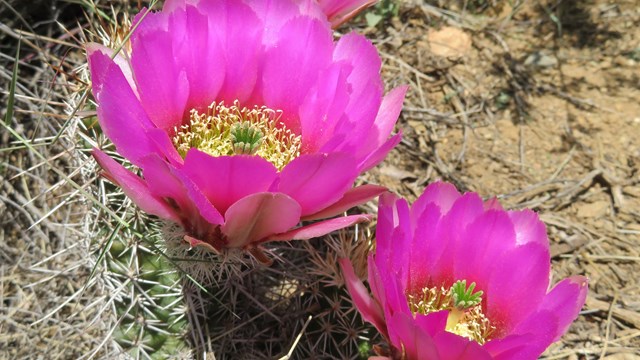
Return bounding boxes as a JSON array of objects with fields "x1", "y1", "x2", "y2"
[
  {"x1": 407, "y1": 280, "x2": 495, "y2": 344},
  {"x1": 172, "y1": 101, "x2": 301, "y2": 170}
]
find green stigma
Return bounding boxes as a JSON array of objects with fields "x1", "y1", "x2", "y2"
[
  {"x1": 451, "y1": 280, "x2": 483, "y2": 309},
  {"x1": 231, "y1": 121, "x2": 263, "y2": 155},
  {"x1": 172, "y1": 101, "x2": 301, "y2": 170}
]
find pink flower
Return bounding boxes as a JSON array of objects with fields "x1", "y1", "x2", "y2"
[
  {"x1": 341, "y1": 182, "x2": 588, "y2": 359},
  {"x1": 87, "y1": 0, "x2": 406, "y2": 261},
  {"x1": 316, "y1": 0, "x2": 377, "y2": 28}
]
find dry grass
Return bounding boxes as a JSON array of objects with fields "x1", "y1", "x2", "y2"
[{"x1": 1, "y1": 0, "x2": 639, "y2": 359}]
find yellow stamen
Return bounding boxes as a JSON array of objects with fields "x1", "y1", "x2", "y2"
[
  {"x1": 408, "y1": 284, "x2": 496, "y2": 344},
  {"x1": 172, "y1": 101, "x2": 301, "y2": 170}
]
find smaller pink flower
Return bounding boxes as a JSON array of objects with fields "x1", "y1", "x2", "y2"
[
  {"x1": 316, "y1": 0, "x2": 377, "y2": 28},
  {"x1": 341, "y1": 182, "x2": 588, "y2": 359}
]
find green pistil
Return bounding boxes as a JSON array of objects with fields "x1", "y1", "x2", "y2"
[
  {"x1": 451, "y1": 280, "x2": 483, "y2": 309},
  {"x1": 231, "y1": 121, "x2": 263, "y2": 155}
]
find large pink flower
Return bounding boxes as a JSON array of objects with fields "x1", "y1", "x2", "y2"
[
  {"x1": 88, "y1": 0, "x2": 406, "y2": 261},
  {"x1": 341, "y1": 182, "x2": 588, "y2": 359}
]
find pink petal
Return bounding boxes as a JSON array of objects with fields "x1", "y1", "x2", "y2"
[
  {"x1": 488, "y1": 311, "x2": 558, "y2": 360},
  {"x1": 140, "y1": 154, "x2": 191, "y2": 212},
  {"x1": 92, "y1": 149, "x2": 177, "y2": 221},
  {"x1": 453, "y1": 210, "x2": 517, "y2": 287},
  {"x1": 357, "y1": 132, "x2": 402, "y2": 172},
  {"x1": 407, "y1": 202, "x2": 443, "y2": 294},
  {"x1": 428, "y1": 192, "x2": 484, "y2": 286},
  {"x1": 374, "y1": 192, "x2": 401, "y2": 253},
  {"x1": 85, "y1": 43, "x2": 137, "y2": 96},
  {"x1": 367, "y1": 254, "x2": 386, "y2": 312},
  {"x1": 87, "y1": 47, "x2": 156, "y2": 166},
  {"x1": 299, "y1": 62, "x2": 352, "y2": 153},
  {"x1": 364, "y1": 86, "x2": 408, "y2": 150},
  {"x1": 183, "y1": 150, "x2": 278, "y2": 215},
  {"x1": 483, "y1": 197, "x2": 504, "y2": 211},
  {"x1": 139, "y1": 153, "x2": 224, "y2": 227},
  {"x1": 247, "y1": 0, "x2": 301, "y2": 46},
  {"x1": 302, "y1": 184, "x2": 387, "y2": 221},
  {"x1": 184, "y1": 234, "x2": 219, "y2": 253},
  {"x1": 374, "y1": 195, "x2": 410, "y2": 272},
  {"x1": 486, "y1": 243, "x2": 551, "y2": 336},
  {"x1": 338, "y1": 258, "x2": 387, "y2": 337},
  {"x1": 172, "y1": 168, "x2": 225, "y2": 225},
  {"x1": 221, "y1": 192, "x2": 301, "y2": 248},
  {"x1": 162, "y1": 0, "x2": 197, "y2": 12},
  {"x1": 168, "y1": 4, "x2": 225, "y2": 112},
  {"x1": 261, "y1": 16, "x2": 333, "y2": 133},
  {"x1": 485, "y1": 331, "x2": 552, "y2": 360},
  {"x1": 145, "y1": 128, "x2": 184, "y2": 166},
  {"x1": 130, "y1": 12, "x2": 189, "y2": 130},
  {"x1": 508, "y1": 209, "x2": 549, "y2": 248},
  {"x1": 267, "y1": 214, "x2": 371, "y2": 242},
  {"x1": 537, "y1": 276, "x2": 588, "y2": 341},
  {"x1": 411, "y1": 181, "x2": 461, "y2": 224},
  {"x1": 278, "y1": 153, "x2": 359, "y2": 216},
  {"x1": 387, "y1": 312, "x2": 439, "y2": 360},
  {"x1": 432, "y1": 332, "x2": 492, "y2": 360},
  {"x1": 201, "y1": 0, "x2": 262, "y2": 104},
  {"x1": 333, "y1": 33, "x2": 383, "y2": 137},
  {"x1": 317, "y1": 0, "x2": 376, "y2": 28},
  {"x1": 414, "y1": 311, "x2": 448, "y2": 337}
]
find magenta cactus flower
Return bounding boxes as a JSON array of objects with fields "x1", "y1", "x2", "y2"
[
  {"x1": 316, "y1": 0, "x2": 377, "y2": 28},
  {"x1": 87, "y1": 0, "x2": 406, "y2": 262},
  {"x1": 341, "y1": 182, "x2": 588, "y2": 359}
]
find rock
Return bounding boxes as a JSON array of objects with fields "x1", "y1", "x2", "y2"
[
  {"x1": 575, "y1": 200, "x2": 610, "y2": 218},
  {"x1": 427, "y1": 26, "x2": 472, "y2": 59},
  {"x1": 524, "y1": 51, "x2": 558, "y2": 68}
]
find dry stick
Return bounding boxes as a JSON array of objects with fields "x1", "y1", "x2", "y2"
[{"x1": 599, "y1": 292, "x2": 618, "y2": 359}]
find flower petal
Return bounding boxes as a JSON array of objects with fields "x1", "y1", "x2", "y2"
[
  {"x1": 357, "y1": 132, "x2": 403, "y2": 172},
  {"x1": 453, "y1": 209, "x2": 517, "y2": 287},
  {"x1": 486, "y1": 243, "x2": 551, "y2": 336},
  {"x1": 85, "y1": 43, "x2": 137, "y2": 96},
  {"x1": 339, "y1": 258, "x2": 387, "y2": 337},
  {"x1": 92, "y1": 149, "x2": 177, "y2": 221},
  {"x1": 428, "y1": 192, "x2": 484, "y2": 286},
  {"x1": 364, "y1": 85, "x2": 408, "y2": 151},
  {"x1": 200, "y1": 0, "x2": 262, "y2": 104},
  {"x1": 317, "y1": 0, "x2": 376, "y2": 28},
  {"x1": 411, "y1": 181, "x2": 461, "y2": 224},
  {"x1": 278, "y1": 153, "x2": 359, "y2": 216},
  {"x1": 168, "y1": 4, "x2": 225, "y2": 112},
  {"x1": 432, "y1": 332, "x2": 492, "y2": 360},
  {"x1": 303, "y1": 184, "x2": 387, "y2": 221},
  {"x1": 487, "y1": 311, "x2": 558, "y2": 360},
  {"x1": 508, "y1": 209, "x2": 549, "y2": 248},
  {"x1": 139, "y1": 153, "x2": 224, "y2": 227},
  {"x1": 537, "y1": 276, "x2": 588, "y2": 341},
  {"x1": 130, "y1": 11, "x2": 189, "y2": 129},
  {"x1": 267, "y1": 214, "x2": 371, "y2": 242},
  {"x1": 331, "y1": 34, "x2": 383, "y2": 150},
  {"x1": 183, "y1": 150, "x2": 278, "y2": 214},
  {"x1": 173, "y1": 169, "x2": 225, "y2": 225},
  {"x1": 407, "y1": 202, "x2": 443, "y2": 294},
  {"x1": 387, "y1": 312, "x2": 439, "y2": 360},
  {"x1": 299, "y1": 61, "x2": 352, "y2": 153},
  {"x1": 221, "y1": 192, "x2": 301, "y2": 248},
  {"x1": 87, "y1": 47, "x2": 156, "y2": 166},
  {"x1": 262, "y1": 16, "x2": 333, "y2": 133}
]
